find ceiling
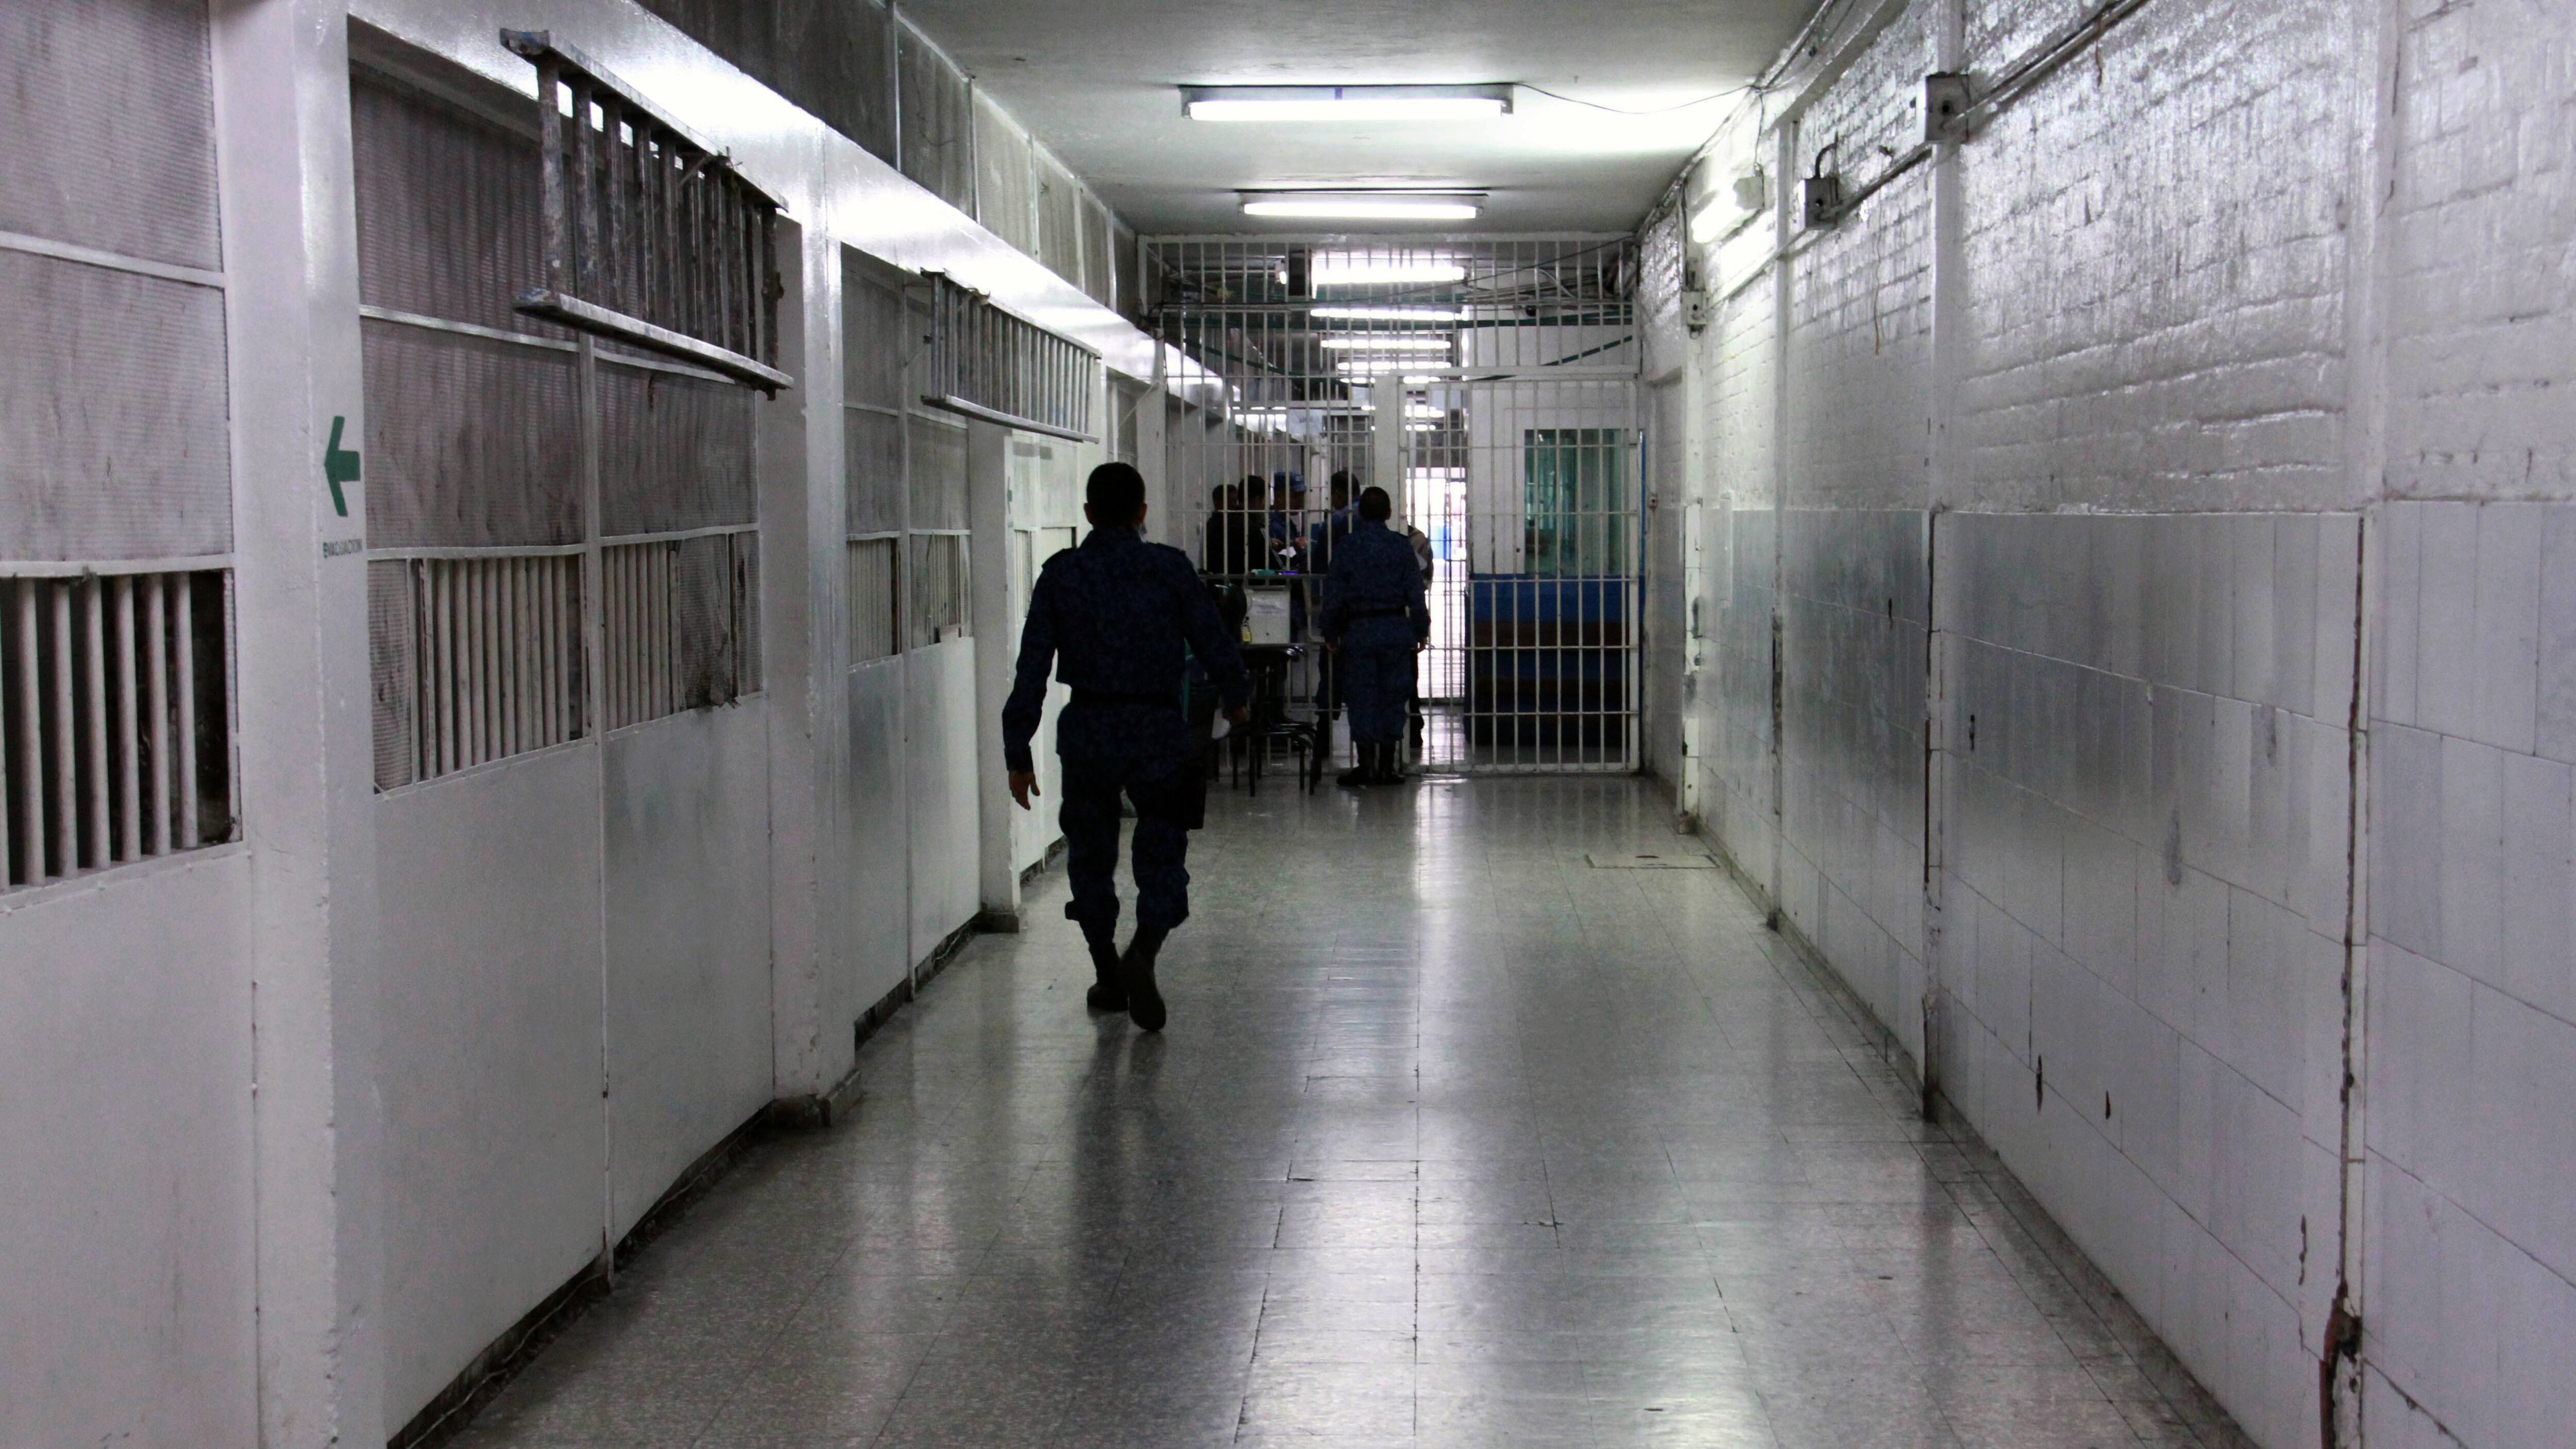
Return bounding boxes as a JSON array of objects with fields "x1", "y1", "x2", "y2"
[{"x1": 900, "y1": 0, "x2": 1818, "y2": 235}]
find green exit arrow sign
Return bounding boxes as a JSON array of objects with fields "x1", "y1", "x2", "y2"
[{"x1": 324, "y1": 415, "x2": 362, "y2": 517}]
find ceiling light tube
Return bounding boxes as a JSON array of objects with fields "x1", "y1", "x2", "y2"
[
  {"x1": 1183, "y1": 84, "x2": 1512, "y2": 122},
  {"x1": 1311, "y1": 305, "x2": 1467, "y2": 321},
  {"x1": 1310, "y1": 259, "x2": 1468, "y2": 286},
  {"x1": 1320, "y1": 335, "x2": 1455, "y2": 350},
  {"x1": 1241, "y1": 193, "x2": 1483, "y2": 220}
]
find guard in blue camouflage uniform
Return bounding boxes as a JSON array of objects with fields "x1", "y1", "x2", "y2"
[
  {"x1": 1318, "y1": 486, "x2": 1430, "y2": 787},
  {"x1": 1004, "y1": 463, "x2": 1249, "y2": 1030}
]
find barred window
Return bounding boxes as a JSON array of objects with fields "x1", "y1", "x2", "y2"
[
  {"x1": 2, "y1": 0, "x2": 238, "y2": 888},
  {"x1": 357, "y1": 46, "x2": 764, "y2": 789}
]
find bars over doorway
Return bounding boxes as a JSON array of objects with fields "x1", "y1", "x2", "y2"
[{"x1": 1145, "y1": 236, "x2": 1642, "y2": 773}]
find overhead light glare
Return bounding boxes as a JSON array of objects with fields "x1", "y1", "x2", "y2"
[
  {"x1": 1242, "y1": 193, "x2": 1482, "y2": 220},
  {"x1": 1320, "y1": 335, "x2": 1455, "y2": 351},
  {"x1": 1311, "y1": 259, "x2": 1468, "y2": 286},
  {"x1": 1184, "y1": 85, "x2": 1512, "y2": 123},
  {"x1": 1312, "y1": 305, "x2": 1466, "y2": 321}
]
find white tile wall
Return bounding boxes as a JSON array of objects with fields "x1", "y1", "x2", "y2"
[{"x1": 1656, "y1": 0, "x2": 2576, "y2": 1443}]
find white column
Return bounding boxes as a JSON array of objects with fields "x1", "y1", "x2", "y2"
[
  {"x1": 211, "y1": 1, "x2": 384, "y2": 1441},
  {"x1": 766, "y1": 220, "x2": 848, "y2": 1107},
  {"x1": 967, "y1": 420, "x2": 1021, "y2": 928}
]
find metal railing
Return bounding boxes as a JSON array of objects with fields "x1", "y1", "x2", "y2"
[
  {"x1": 502, "y1": 29, "x2": 791, "y2": 392},
  {"x1": 914, "y1": 273, "x2": 1097, "y2": 441}
]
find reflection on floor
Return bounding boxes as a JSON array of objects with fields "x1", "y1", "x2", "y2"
[{"x1": 453, "y1": 775, "x2": 2251, "y2": 1448}]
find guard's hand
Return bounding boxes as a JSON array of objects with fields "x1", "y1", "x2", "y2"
[
  {"x1": 1223, "y1": 704, "x2": 1249, "y2": 727},
  {"x1": 1008, "y1": 770, "x2": 1039, "y2": 810}
]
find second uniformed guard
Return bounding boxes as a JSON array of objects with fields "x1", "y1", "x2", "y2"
[
  {"x1": 1003, "y1": 462, "x2": 1249, "y2": 1031},
  {"x1": 1318, "y1": 486, "x2": 1430, "y2": 787}
]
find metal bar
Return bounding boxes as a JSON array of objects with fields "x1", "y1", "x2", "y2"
[
  {"x1": 604, "y1": 103, "x2": 629, "y2": 317},
  {"x1": 11, "y1": 583, "x2": 33, "y2": 878},
  {"x1": 759, "y1": 207, "x2": 779, "y2": 367},
  {"x1": 430, "y1": 562, "x2": 451, "y2": 775},
  {"x1": 174, "y1": 578, "x2": 198, "y2": 848},
  {"x1": 143, "y1": 574, "x2": 167, "y2": 856},
  {"x1": 114, "y1": 577, "x2": 137, "y2": 861},
  {"x1": 514, "y1": 290, "x2": 792, "y2": 391},
  {"x1": 84, "y1": 581, "x2": 107, "y2": 866},
  {"x1": 51, "y1": 583, "x2": 73, "y2": 872},
  {"x1": 536, "y1": 58, "x2": 567, "y2": 293},
  {"x1": 570, "y1": 79, "x2": 596, "y2": 300}
]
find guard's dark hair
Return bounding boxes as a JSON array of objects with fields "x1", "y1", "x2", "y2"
[
  {"x1": 1329, "y1": 469, "x2": 1354, "y2": 504},
  {"x1": 1087, "y1": 462, "x2": 1146, "y2": 520},
  {"x1": 1358, "y1": 486, "x2": 1393, "y2": 522}
]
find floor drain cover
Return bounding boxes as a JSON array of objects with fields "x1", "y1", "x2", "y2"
[{"x1": 1586, "y1": 851, "x2": 1717, "y2": 869}]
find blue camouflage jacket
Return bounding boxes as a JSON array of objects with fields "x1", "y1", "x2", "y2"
[
  {"x1": 1318, "y1": 518, "x2": 1431, "y2": 651},
  {"x1": 1003, "y1": 526, "x2": 1249, "y2": 772}
]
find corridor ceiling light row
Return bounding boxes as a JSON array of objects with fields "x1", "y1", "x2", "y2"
[
  {"x1": 1311, "y1": 305, "x2": 1467, "y2": 321},
  {"x1": 1240, "y1": 192, "x2": 1484, "y2": 221},
  {"x1": 1183, "y1": 85, "x2": 1513, "y2": 122},
  {"x1": 1319, "y1": 335, "x2": 1456, "y2": 351}
]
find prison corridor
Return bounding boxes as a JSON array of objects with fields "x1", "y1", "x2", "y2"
[{"x1": 444, "y1": 776, "x2": 2241, "y2": 1449}]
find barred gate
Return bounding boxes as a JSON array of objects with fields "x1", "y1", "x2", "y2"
[{"x1": 1146, "y1": 236, "x2": 1642, "y2": 772}]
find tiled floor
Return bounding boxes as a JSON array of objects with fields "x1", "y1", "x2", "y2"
[{"x1": 453, "y1": 775, "x2": 2250, "y2": 1448}]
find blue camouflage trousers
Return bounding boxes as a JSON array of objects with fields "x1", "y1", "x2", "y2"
[{"x1": 1339, "y1": 645, "x2": 1412, "y2": 744}]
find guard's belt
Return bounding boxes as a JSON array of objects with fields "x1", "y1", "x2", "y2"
[{"x1": 1072, "y1": 688, "x2": 1180, "y2": 709}]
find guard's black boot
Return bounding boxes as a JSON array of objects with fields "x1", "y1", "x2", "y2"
[
  {"x1": 1123, "y1": 926, "x2": 1169, "y2": 1032},
  {"x1": 1080, "y1": 921, "x2": 1126, "y2": 1012},
  {"x1": 1373, "y1": 743, "x2": 1405, "y2": 784},
  {"x1": 1337, "y1": 749, "x2": 1376, "y2": 788}
]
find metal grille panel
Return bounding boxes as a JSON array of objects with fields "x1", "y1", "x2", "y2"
[
  {"x1": 351, "y1": 70, "x2": 554, "y2": 334},
  {"x1": 601, "y1": 530, "x2": 758, "y2": 729},
  {"x1": 599, "y1": 361, "x2": 757, "y2": 536},
  {"x1": 370, "y1": 553, "x2": 584, "y2": 787},
  {"x1": 1, "y1": 0, "x2": 219, "y2": 269},
  {"x1": 972, "y1": 93, "x2": 1036, "y2": 254},
  {"x1": 897, "y1": 25, "x2": 975, "y2": 214},
  {"x1": 907, "y1": 534, "x2": 969, "y2": 649},
  {"x1": 1147, "y1": 235, "x2": 1641, "y2": 773},
  {"x1": 361, "y1": 320, "x2": 583, "y2": 549},
  {"x1": 907, "y1": 417, "x2": 970, "y2": 532},
  {"x1": 0, "y1": 250, "x2": 231, "y2": 561},
  {"x1": 847, "y1": 538, "x2": 898, "y2": 663},
  {"x1": 1, "y1": 569, "x2": 233, "y2": 888}
]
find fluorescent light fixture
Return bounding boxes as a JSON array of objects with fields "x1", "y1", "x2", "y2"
[
  {"x1": 1310, "y1": 258, "x2": 1468, "y2": 286},
  {"x1": 1183, "y1": 85, "x2": 1512, "y2": 123},
  {"x1": 1312, "y1": 305, "x2": 1466, "y2": 321},
  {"x1": 1320, "y1": 335, "x2": 1455, "y2": 351},
  {"x1": 1241, "y1": 192, "x2": 1483, "y2": 220}
]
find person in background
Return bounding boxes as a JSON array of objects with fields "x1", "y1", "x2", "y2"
[
  {"x1": 1007, "y1": 463, "x2": 1249, "y2": 1031},
  {"x1": 1308, "y1": 470, "x2": 1357, "y2": 574},
  {"x1": 1201, "y1": 483, "x2": 1253, "y2": 577},
  {"x1": 1306, "y1": 471, "x2": 1359, "y2": 722},
  {"x1": 1403, "y1": 513, "x2": 1435, "y2": 750},
  {"x1": 1318, "y1": 486, "x2": 1430, "y2": 787}
]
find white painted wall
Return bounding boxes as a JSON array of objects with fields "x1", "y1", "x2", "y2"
[
  {"x1": 0, "y1": 0, "x2": 1155, "y2": 1441},
  {"x1": 377, "y1": 748, "x2": 607, "y2": 1424},
  {"x1": 0, "y1": 857, "x2": 258, "y2": 1449},
  {"x1": 1652, "y1": 1, "x2": 2576, "y2": 1445}
]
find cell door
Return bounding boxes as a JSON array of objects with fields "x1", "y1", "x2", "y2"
[{"x1": 1147, "y1": 236, "x2": 1641, "y2": 772}]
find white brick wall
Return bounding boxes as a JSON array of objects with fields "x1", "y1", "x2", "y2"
[{"x1": 1651, "y1": 0, "x2": 2576, "y2": 1444}]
